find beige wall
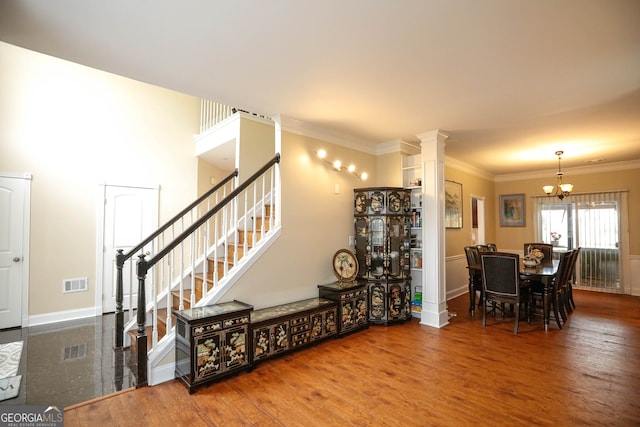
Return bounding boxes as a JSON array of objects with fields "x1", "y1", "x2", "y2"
[
  {"x1": 222, "y1": 132, "x2": 378, "y2": 309},
  {"x1": 196, "y1": 158, "x2": 231, "y2": 197},
  {"x1": 444, "y1": 166, "x2": 496, "y2": 257},
  {"x1": 238, "y1": 117, "x2": 276, "y2": 183},
  {"x1": 0, "y1": 42, "x2": 200, "y2": 316},
  {"x1": 442, "y1": 164, "x2": 640, "y2": 258},
  {"x1": 495, "y1": 168, "x2": 640, "y2": 255},
  {"x1": 375, "y1": 152, "x2": 403, "y2": 186}
]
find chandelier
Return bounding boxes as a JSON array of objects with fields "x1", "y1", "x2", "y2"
[{"x1": 543, "y1": 150, "x2": 573, "y2": 200}]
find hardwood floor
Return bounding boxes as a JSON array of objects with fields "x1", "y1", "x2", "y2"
[{"x1": 65, "y1": 290, "x2": 640, "y2": 426}]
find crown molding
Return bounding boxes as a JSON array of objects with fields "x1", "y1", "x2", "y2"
[
  {"x1": 279, "y1": 115, "x2": 378, "y2": 155},
  {"x1": 417, "y1": 129, "x2": 449, "y2": 143},
  {"x1": 444, "y1": 156, "x2": 495, "y2": 181},
  {"x1": 276, "y1": 115, "x2": 640, "y2": 180},
  {"x1": 376, "y1": 139, "x2": 421, "y2": 156},
  {"x1": 494, "y1": 158, "x2": 640, "y2": 182},
  {"x1": 279, "y1": 116, "x2": 423, "y2": 157}
]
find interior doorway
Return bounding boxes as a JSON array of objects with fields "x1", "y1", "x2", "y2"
[
  {"x1": 471, "y1": 196, "x2": 485, "y2": 245},
  {"x1": 97, "y1": 183, "x2": 159, "y2": 314},
  {"x1": 0, "y1": 174, "x2": 31, "y2": 329}
]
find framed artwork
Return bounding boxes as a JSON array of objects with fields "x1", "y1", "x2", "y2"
[
  {"x1": 445, "y1": 180, "x2": 463, "y2": 229},
  {"x1": 499, "y1": 194, "x2": 526, "y2": 227}
]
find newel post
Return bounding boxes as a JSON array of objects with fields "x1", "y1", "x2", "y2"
[
  {"x1": 136, "y1": 254, "x2": 148, "y2": 387},
  {"x1": 115, "y1": 249, "x2": 125, "y2": 349}
]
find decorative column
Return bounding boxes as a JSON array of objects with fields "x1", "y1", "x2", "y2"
[{"x1": 417, "y1": 130, "x2": 449, "y2": 327}]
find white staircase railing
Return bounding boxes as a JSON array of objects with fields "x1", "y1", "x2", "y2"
[{"x1": 117, "y1": 155, "x2": 280, "y2": 387}]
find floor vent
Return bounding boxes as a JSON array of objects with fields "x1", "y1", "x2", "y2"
[
  {"x1": 63, "y1": 343, "x2": 88, "y2": 361},
  {"x1": 63, "y1": 277, "x2": 88, "y2": 293}
]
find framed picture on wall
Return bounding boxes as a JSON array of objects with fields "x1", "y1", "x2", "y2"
[
  {"x1": 499, "y1": 194, "x2": 526, "y2": 227},
  {"x1": 445, "y1": 180, "x2": 463, "y2": 229}
]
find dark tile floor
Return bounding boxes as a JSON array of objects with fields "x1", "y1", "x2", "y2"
[{"x1": 0, "y1": 313, "x2": 134, "y2": 408}]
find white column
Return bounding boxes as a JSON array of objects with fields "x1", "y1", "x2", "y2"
[{"x1": 417, "y1": 130, "x2": 449, "y2": 328}]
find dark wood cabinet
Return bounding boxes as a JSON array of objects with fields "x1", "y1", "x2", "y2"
[
  {"x1": 173, "y1": 300, "x2": 253, "y2": 393},
  {"x1": 250, "y1": 298, "x2": 337, "y2": 363},
  {"x1": 317, "y1": 281, "x2": 368, "y2": 336},
  {"x1": 353, "y1": 187, "x2": 412, "y2": 324},
  {"x1": 366, "y1": 278, "x2": 412, "y2": 324}
]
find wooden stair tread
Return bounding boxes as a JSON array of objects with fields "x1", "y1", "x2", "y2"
[{"x1": 129, "y1": 204, "x2": 275, "y2": 357}]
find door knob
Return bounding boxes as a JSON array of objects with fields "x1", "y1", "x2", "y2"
[{"x1": 13, "y1": 257, "x2": 22, "y2": 262}]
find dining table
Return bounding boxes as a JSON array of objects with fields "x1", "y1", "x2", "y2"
[{"x1": 468, "y1": 258, "x2": 560, "y2": 331}]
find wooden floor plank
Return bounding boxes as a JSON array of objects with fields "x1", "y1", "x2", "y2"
[{"x1": 64, "y1": 290, "x2": 640, "y2": 426}]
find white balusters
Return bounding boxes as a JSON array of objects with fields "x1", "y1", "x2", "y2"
[{"x1": 199, "y1": 100, "x2": 234, "y2": 134}]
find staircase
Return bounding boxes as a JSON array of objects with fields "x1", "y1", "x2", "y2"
[
  {"x1": 116, "y1": 154, "x2": 281, "y2": 387},
  {"x1": 128, "y1": 204, "x2": 272, "y2": 347}
]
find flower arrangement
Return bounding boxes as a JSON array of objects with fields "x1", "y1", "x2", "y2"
[
  {"x1": 550, "y1": 231, "x2": 561, "y2": 242},
  {"x1": 524, "y1": 247, "x2": 545, "y2": 266},
  {"x1": 528, "y1": 248, "x2": 544, "y2": 260}
]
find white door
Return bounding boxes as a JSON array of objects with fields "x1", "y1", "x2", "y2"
[
  {"x1": 101, "y1": 184, "x2": 158, "y2": 314},
  {"x1": 0, "y1": 175, "x2": 30, "y2": 329}
]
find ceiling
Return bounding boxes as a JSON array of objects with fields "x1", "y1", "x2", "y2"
[{"x1": 1, "y1": 0, "x2": 639, "y2": 176}]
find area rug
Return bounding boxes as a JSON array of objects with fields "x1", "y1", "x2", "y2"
[
  {"x1": 0, "y1": 341, "x2": 23, "y2": 402},
  {"x1": 0, "y1": 375, "x2": 22, "y2": 401},
  {"x1": 0, "y1": 341, "x2": 23, "y2": 379}
]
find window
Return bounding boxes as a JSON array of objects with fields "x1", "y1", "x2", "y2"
[{"x1": 533, "y1": 191, "x2": 628, "y2": 291}]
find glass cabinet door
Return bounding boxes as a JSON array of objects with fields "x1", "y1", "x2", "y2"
[
  {"x1": 388, "y1": 216, "x2": 406, "y2": 276},
  {"x1": 355, "y1": 217, "x2": 368, "y2": 276},
  {"x1": 370, "y1": 217, "x2": 385, "y2": 277}
]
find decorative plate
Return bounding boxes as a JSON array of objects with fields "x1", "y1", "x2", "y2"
[{"x1": 332, "y1": 249, "x2": 358, "y2": 282}]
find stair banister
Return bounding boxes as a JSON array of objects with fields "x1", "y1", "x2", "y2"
[
  {"x1": 115, "y1": 249, "x2": 125, "y2": 348},
  {"x1": 114, "y1": 169, "x2": 238, "y2": 348},
  {"x1": 122, "y1": 168, "x2": 239, "y2": 262},
  {"x1": 142, "y1": 154, "x2": 280, "y2": 271},
  {"x1": 136, "y1": 253, "x2": 149, "y2": 386},
  {"x1": 132, "y1": 154, "x2": 280, "y2": 387}
]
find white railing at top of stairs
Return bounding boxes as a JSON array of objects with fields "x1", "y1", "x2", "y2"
[{"x1": 199, "y1": 100, "x2": 272, "y2": 135}]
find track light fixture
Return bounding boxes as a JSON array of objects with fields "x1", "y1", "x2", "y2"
[{"x1": 314, "y1": 149, "x2": 367, "y2": 180}]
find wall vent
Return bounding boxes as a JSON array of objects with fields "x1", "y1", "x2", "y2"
[
  {"x1": 63, "y1": 277, "x2": 88, "y2": 293},
  {"x1": 63, "y1": 343, "x2": 88, "y2": 361}
]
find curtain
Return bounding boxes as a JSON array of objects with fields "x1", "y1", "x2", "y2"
[{"x1": 532, "y1": 191, "x2": 629, "y2": 292}]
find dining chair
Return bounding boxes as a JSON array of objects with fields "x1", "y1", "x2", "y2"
[
  {"x1": 480, "y1": 252, "x2": 529, "y2": 334},
  {"x1": 476, "y1": 244, "x2": 490, "y2": 252},
  {"x1": 523, "y1": 242, "x2": 555, "y2": 321},
  {"x1": 464, "y1": 246, "x2": 482, "y2": 315},
  {"x1": 530, "y1": 250, "x2": 573, "y2": 330},
  {"x1": 523, "y1": 243, "x2": 553, "y2": 262},
  {"x1": 565, "y1": 247, "x2": 580, "y2": 311},
  {"x1": 486, "y1": 243, "x2": 498, "y2": 251}
]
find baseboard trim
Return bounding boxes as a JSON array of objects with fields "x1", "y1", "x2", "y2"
[
  {"x1": 149, "y1": 362, "x2": 176, "y2": 386},
  {"x1": 28, "y1": 306, "x2": 97, "y2": 327}
]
